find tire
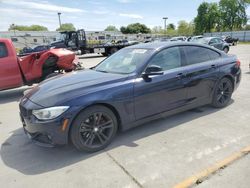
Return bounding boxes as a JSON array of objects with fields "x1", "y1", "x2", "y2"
[
  {"x1": 223, "y1": 47, "x2": 229, "y2": 53},
  {"x1": 211, "y1": 78, "x2": 233, "y2": 108},
  {"x1": 101, "y1": 53, "x2": 108, "y2": 57},
  {"x1": 70, "y1": 105, "x2": 118, "y2": 152},
  {"x1": 109, "y1": 47, "x2": 118, "y2": 55}
]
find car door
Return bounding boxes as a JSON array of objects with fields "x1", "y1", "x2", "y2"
[
  {"x1": 0, "y1": 42, "x2": 23, "y2": 90},
  {"x1": 134, "y1": 46, "x2": 189, "y2": 120},
  {"x1": 182, "y1": 46, "x2": 221, "y2": 104},
  {"x1": 209, "y1": 38, "x2": 223, "y2": 50}
]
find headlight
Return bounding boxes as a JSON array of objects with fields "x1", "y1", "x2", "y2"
[{"x1": 32, "y1": 106, "x2": 69, "y2": 120}]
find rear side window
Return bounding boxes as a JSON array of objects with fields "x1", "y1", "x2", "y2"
[
  {"x1": 0, "y1": 43, "x2": 8, "y2": 58},
  {"x1": 183, "y1": 46, "x2": 220, "y2": 65},
  {"x1": 207, "y1": 49, "x2": 221, "y2": 60}
]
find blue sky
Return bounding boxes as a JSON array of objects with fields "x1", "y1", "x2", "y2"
[{"x1": 0, "y1": 0, "x2": 249, "y2": 31}]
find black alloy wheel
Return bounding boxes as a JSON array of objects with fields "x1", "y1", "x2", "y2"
[
  {"x1": 70, "y1": 105, "x2": 118, "y2": 152},
  {"x1": 212, "y1": 78, "x2": 233, "y2": 108}
]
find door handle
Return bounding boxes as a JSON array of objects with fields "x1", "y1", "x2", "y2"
[
  {"x1": 211, "y1": 64, "x2": 216, "y2": 69},
  {"x1": 176, "y1": 73, "x2": 184, "y2": 79}
]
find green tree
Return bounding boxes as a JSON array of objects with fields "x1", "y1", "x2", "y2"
[
  {"x1": 29, "y1": 25, "x2": 48, "y2": 31},
  {"x1": 104, "y1": 25, "x2": 119, "y2": 32},
  {"x1": 245, "y1": 24, "x2": 250, "y2": 30},
  {"x1": 120, "y1": 26, "x2": 128, "y2": 34},
  {"x1": 194, "y1": 2, "x2": 220, "y2": 34},
  {"x1": 219, "y1": 0, "x2": 248, "y2": 31},
  {"x1": 151, "y1": 26, "x2": 164, "y2": 34},
  {"x1": 8, "y1": 24, "x2": 48, "y2": 31},
  {"x1": 120, "y1": 23, "x2": 151, "y2": 34},
  {"x1": 177, "y1": 20, "x2": 194, "y2": 36},
  {"x1": 56, "y1": 23, "x2": 76, "y2": 31},
  {"x1": 177, "y1": 20, "x2": 189, "y2": 35},
  {"x1": 167, "y1": 23, "x2": 176, "y2": 30}
]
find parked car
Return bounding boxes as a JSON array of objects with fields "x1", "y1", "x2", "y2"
[
  {"x1": 187, "y1": 35, "x2": 203, "y2": 42},
  {"x1": 222, "y1": 36, "x2": 239, "y2": 46},
  {"x1": 196, "y1": 37, "x2": 230, "y2": 53},
  {"x1": 20, "y1": 45, "x2": 50, "y2": 55},
  {"x1": 19, "y1": 42, "x2": 241, "y2": 152},
  {"x1": 152, "y1": 38, "x2": 170, "y2": 42},
  {"x1": 170, "y1": 36, "x2": 187, "y2": 41},
  {"x1": 0, "y1": 38, "x2": 79, "y2": 91}
]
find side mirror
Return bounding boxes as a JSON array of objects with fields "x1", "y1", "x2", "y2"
[{"x1": 142, "y1": 65, "x2": 163, "y2": 78}]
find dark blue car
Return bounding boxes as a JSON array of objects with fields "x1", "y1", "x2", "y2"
[{"x1": 19, "y1": 42, "x2": 241, "y2": 152}]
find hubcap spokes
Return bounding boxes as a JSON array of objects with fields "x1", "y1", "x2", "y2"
[
  {"x1": 79, "y1": 112, "x2": 114, "y2": 147},
  {"x1": 217, "y1": 81, "x2": 231, "y2": 104}
]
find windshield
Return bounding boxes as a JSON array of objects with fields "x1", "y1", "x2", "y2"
[
  {"x1": 95, "y1": 48, "x2": 153, "y2": 74},
  {"x1": 56, "y1": 33, "x2": 67, "y2": 41}
]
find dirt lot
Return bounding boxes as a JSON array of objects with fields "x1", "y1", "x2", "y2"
[{"x1": 0, "y1": 45, "x2": 250, "y2": 188}]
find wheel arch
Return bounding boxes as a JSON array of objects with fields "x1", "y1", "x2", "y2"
[{"x1": 212, "y1": 74, "x2": 235, "y2": 99}]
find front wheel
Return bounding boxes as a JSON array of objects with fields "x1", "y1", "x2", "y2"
[
  {"x1": 70, "y1": 105, "x2": 118, "y2": 152},
  {"x1": 211, "y1": 78, "x2": 233, "y2": 108}
]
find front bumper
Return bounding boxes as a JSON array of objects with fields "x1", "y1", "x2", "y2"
[
  {"x1": 20, "y1": 114, "x2": 68, "y2": 147},
  {"x1": 19, "y1": 99, "x2": 72, "y2": 147}
]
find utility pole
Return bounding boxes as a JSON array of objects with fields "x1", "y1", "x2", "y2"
[
  {"x1": 11, "y1": 23, "x2": 16, "y2": 36},
  {"x1": 58, "y1": 12, "x2": 62, "y2": 28},
  {"x1": 162, "y1": 17, "x2": 168, "y2": 36}
]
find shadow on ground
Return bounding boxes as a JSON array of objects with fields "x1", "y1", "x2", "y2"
[
  {"x1": 0, "y1": 87, "x2": 32, "y2": 105},
  {"x1": 0, "y1": 101, "x2": 233, "y2": 175}
]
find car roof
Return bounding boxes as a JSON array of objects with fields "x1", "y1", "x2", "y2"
[{"x1": 126, "y1": 41, "x2": 218, "y2": 51}]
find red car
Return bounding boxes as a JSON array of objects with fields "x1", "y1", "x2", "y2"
[{"x1": 0, "y1": 38, "x2": 79, "y2": 91}]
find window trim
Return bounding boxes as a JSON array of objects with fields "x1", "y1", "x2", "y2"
[{"x1": 0, "y1": 42, "x2": 8, "y2": 58}]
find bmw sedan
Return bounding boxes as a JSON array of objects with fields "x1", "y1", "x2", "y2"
[{"x1": 19, "y1": 42, "x2": 241, "y2": 152}]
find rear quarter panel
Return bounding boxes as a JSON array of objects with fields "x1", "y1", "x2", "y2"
[{"x1": 218, "y1": 55, "x2": 240, "y2": 90}]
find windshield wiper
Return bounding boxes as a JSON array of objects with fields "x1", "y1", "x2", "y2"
[{"x1": 95, "y1": 69, "x2": 108, "y2": 73}]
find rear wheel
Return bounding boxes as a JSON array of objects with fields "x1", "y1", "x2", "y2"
[
  {"x1": 70, "y1": 105, "x2": 118, "y2": 152},
  {"x1": 211, "y1": 78, "x2": 233, "y2": 108},
  {"x1": 101, "y1": 52, "x2": 108, "y2": 57}
]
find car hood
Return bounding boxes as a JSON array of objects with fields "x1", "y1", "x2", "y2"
[{"x1": 25, "y1": 69, "x2": 128, "y2": 107}]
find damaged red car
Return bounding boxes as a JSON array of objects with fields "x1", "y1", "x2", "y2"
[{"x1": 0, "y1": 38, "x2": 80, "y2": 91}]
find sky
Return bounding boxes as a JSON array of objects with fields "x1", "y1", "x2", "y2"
[{"x1": 0, "y1": 0, "x2": 249, "y2": 31}]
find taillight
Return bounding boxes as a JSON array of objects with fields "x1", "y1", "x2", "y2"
[{"x1": 236, "y1": 60, "x2": 241, "y2": 68}]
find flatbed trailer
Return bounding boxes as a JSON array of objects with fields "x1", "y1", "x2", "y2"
[{"x1": 50, "y1": 29, "x2": 136, "y2": 56}]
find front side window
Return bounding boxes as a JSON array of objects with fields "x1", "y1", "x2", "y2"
[
  {"x1": 147, "y1": 47, "x2": 181, "y2": 71},
  {"x1": 0, "y1": 43, "x2": 8, "y2": 58},
  {"x1": 216, "y1": 38, "x2": 224, "y2": 43},
  {"x1": 209, "y1": 38, "x2": 217, "y2": 44}
]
